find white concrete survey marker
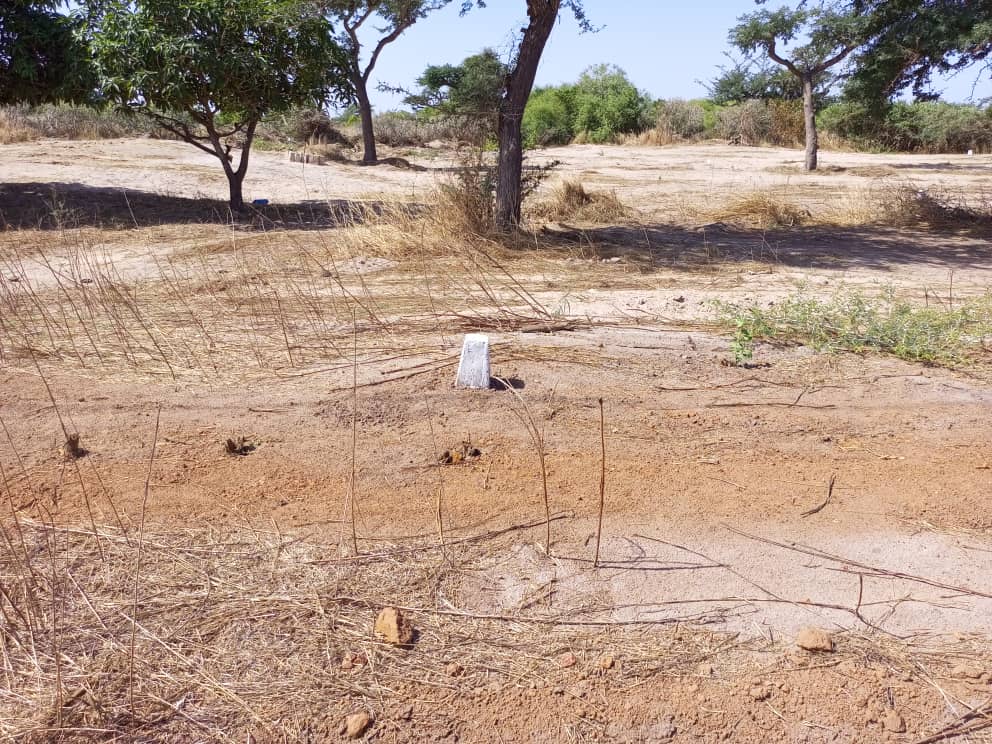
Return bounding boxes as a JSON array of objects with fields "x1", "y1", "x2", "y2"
[{"x1": 455, "y1": 333, "x2": 491, "y2": 389}]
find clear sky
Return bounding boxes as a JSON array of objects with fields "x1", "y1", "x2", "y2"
[{"x1": 365, "y1": 0, "x2": 992, "y2": 110}]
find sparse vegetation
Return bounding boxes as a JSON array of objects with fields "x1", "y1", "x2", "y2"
[
  {"x1": 0, "y1": 103, "x2": 159, "y2": 142},
  {"x1": 717, "y1": 290, "x2": 992, "y2": 367}
]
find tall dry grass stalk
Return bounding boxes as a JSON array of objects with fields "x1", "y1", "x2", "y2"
[
  {"x1": 0, "y1": 199, "x2": 583, "y2": 386},
  {"x1": 496, "y1": 380, "x2": 553, "y2": 554}
]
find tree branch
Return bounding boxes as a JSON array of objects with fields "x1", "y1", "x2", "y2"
[
  {"x1": 813, "y1": 42, "x2": 858, "y2": 74},
  {"x1": 766, "y1": 39, "x2": 803, "y2": 77}
]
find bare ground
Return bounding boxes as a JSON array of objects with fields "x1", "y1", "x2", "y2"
[{"x1": 1, "y1": 139, "x2": 992, "y2": 743}]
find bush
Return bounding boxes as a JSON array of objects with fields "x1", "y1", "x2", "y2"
[
  {"x1": 523, "y1": 86, "x2": 575, "y2": 148},
  {"x1": 655, "y1": 99, "x2": 706, "y2": 141},
  {"x1": 370, "y1": 110, "x2": 480, "y2": 147},
  {"x1": 522, "y1": 64, "x2": 651, "y2": 148},
  {"x1": 571, "y1": 65, "x2": 652, "y2": 143},
  {"x1": 715, "y1": 100, "x2": 774, "y2": 145},
  {"x1": 819, "y1": 101, "x2": 992, "y2": 153}
]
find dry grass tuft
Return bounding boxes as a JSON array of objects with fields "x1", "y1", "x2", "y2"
[
  {"x1": 686, "y1": 190, "x2": 810, "y2": 229},
  {"x1": 530, "y1": 180, "x2": 631, "y2": 224},
  {"x1": 0, "y1": 119, "x2": 37, "y2": 144},
  {"x1": 830, "y1": 182, "x2": 992, "y2": 230}
]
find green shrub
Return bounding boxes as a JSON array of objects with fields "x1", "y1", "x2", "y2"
[
  {"x1": 716, "y1": 290, "x2": 992, "y2": 368},
  {"x1": 522, "y1": 64, "x2": 651, "y2": 147},
  {"x1": 819, "y1": 101, "x2": 992, "y2": 153},
  {"x1": 523, "y1": 86, "x2": 575, "y2": 148},
  {"x1": 571, "y1": 64, "x2": 652, "y2": 143}
]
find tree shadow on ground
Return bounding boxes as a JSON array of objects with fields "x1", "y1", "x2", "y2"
[
  {"x1": 0, "y1": 182, "x2": 418, "y2": 231},
  {"x1": 537, "y1": 221, "x2": 992, "y2": 275}
]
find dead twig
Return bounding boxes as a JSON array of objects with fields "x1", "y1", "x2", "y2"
[{"x1": 800, "y1": 474, "x2": 837, "y2": 517}]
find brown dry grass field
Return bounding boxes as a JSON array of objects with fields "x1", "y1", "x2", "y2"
[{"x1": 2, "y1": 138, "x2": 992, "y2": 743}]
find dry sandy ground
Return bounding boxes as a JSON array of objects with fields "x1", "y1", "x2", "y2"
[{"x1": 2, "y1": 138, "x2": 992, "y2": 742}]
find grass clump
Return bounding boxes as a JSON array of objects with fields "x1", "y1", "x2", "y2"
[
  {"x1": 716, "y1": 290, "x2": 992, "y2": 368},
  {"x1": 530, "y1": 179, "x2": 630, "y2": 224},
  {"x1": 691, "y1": 190, "x2": 809, "y2": 229},
  {"x1": 829, "y1": 183, "x2": 992, "y2": 232}
]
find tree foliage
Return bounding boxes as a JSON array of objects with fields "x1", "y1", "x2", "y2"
[
  {"x1": 92, "y1": 0, "x2": 346, "y2": 208},
  {"x1": 730, "y1": 4, "x2": 864, "y2": 80},
  {"x1": 0, "y1": 1, "x2": 93, "y2": 104},
  {"x1": 404, "y1": 49, "x2": 507, "y2": 117},
  {"x1": 847, "y1": 0, "x2": 992, "y2": 105},
  {"x1": 706, "y1": 57, "x2": 806, "y2": 104}
]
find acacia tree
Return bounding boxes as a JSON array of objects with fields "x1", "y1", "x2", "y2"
[
  {"x1": 92, "y1": 0, "x2": 346, "y2": 210},
  {"x1": 1, "y1": 1, "x2": 93, "y2": 104},
  {"x1": 325, "y1": 0, "x2": 451, "y2": 164},
  {"x1": 730, "y1": 4, "x2": 864, "y2": 171},
  {"x1": 403, "y1": 49, "x2": 507, "y2": 143},
  {"x1": 848, "y1": 0, "x2": 992, "y2": 105}
]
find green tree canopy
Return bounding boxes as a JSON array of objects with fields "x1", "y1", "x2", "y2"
[
  {"x1": 571, "y1": 64, "x2": 651, "y2": 142},
  {"x1": 848, "y1": 0, "x2": 992, "y2": 105},
  {"x1": 1, "y1": 1, "x2": 93, "y2": 104},
  {"x1": 92, "y1": 0, "x2": 347, "y2": 210},
  {"x1": 706, "y1": 57, "x2": 806, "y2": 104},
  {"x1": 404, "y1": 48, "x2": 507, "y2": 118}
]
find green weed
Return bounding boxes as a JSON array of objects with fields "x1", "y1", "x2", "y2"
[{"x1": 716, "y1": 289, "x2": 992, "y2": 368}]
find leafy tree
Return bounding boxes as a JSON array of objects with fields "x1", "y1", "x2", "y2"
[
  {"x1": 730, "y1": 3, "x2": 865, "y2": 170},
  {"x1": 92, "y1": 0, "x2": 345, "y2": 210},
  {"x1": 324, "y1": 0, "x2": 451, "y2": 164},
  {"x1": 1, "y1": 1, "x2": 93, "y2": 104},
  {"x1": 405, "y1": 49, "x2": 506, "y2": 117},
  {"x1": 401, "y1": 49, "x2": 507, "y2": 144},
  {"x1": 523, "y1": 85, "x2": 576, "y2": 147},
  {"x1": 848, "y1": 0, "x2": 992, "y2": 106},
  {"x1": 463, "y1": 0, "x2": 591, "y2": 229},
  {"x1": 706, "y1": 56, "x2": 805, "y2": 104},
  {"x1": 571, "y1": 64, "x2": 650, "y2": 142}
]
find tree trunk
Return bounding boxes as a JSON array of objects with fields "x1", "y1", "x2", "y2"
[
  {"x1": 494, "y1": 1, "x2": 560, "y2": 230},
  {"x1": 227, "y1": 170, "x2": 246, "y2": 211},
  {"x1": 354, "y1": 78, "x2": 378, "y2": 165},
  {"x1": 802, "y1": 74, "x2": 818, "y2": 172}
]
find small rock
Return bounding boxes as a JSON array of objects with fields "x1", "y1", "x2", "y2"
[
  {"x1": 796, "y1": 627, "x2": 834, "y2": 653},
  {"x1": 558, "y1": 652, "x2": 578, "y2": 669},
  {"x1": 374, "y1": 607, "x2": 414, "y2": 647},
  {"x1": 342, "y1": 711, "x2": 372, "y2": 739},
  {"x1": 749, "y1": 685, "x2": 771, "y2": 702},
  {"x1": 951, "y1": 664, "x2": 983, "y2": 680},
  {"x1": 341, "y1": 655, "x2": 354, "y2": 670},
  {"x1": 697, "y1": 663, "x2": 714, "y2": 677},
  {"x1": 644, "y1": 718, "x2": 677, "y2": 743},
  {"x1": 883, "y1": 710, "x2": 906, "y2": 733},
  {"x1": 598, "y1": 655, "x2": 615, "y2": 670},
  {"x1": 446, "y1": 662, "x2": 465, "y2": 677}
]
